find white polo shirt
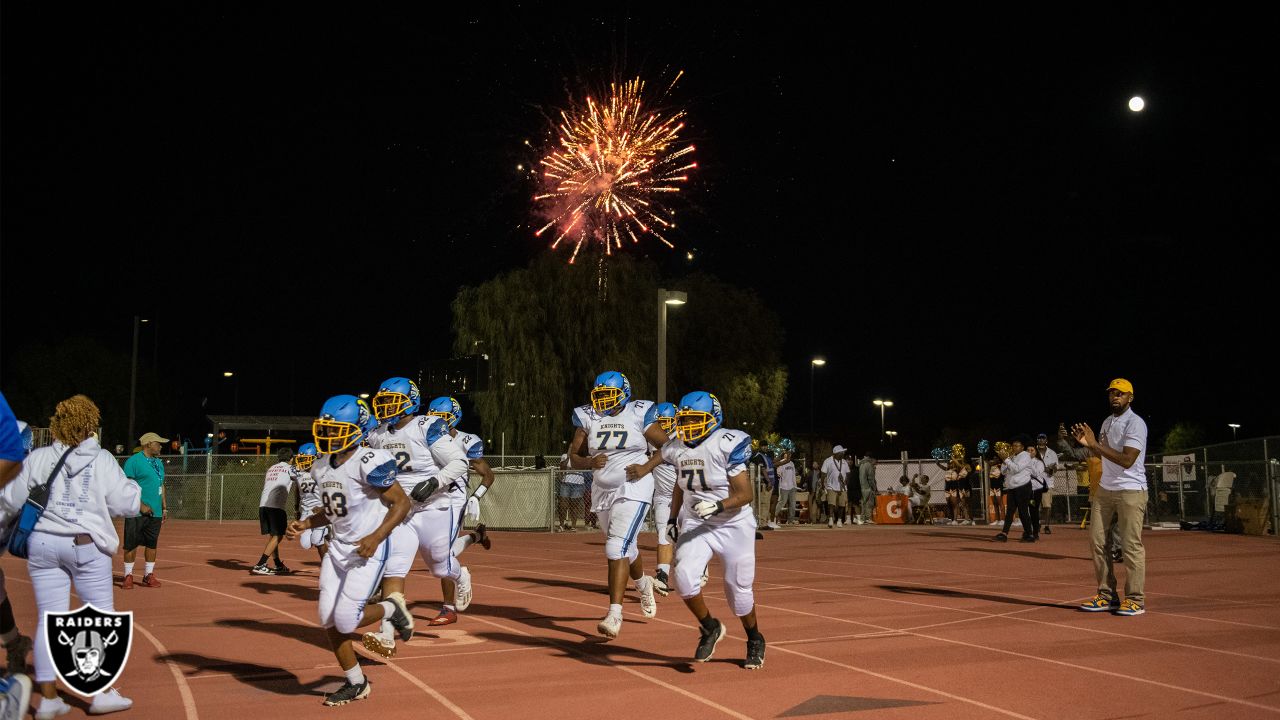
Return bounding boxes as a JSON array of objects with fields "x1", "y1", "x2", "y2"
[{"x1": 1099, "y1": 407, "x2": 1148, "y2": 491}]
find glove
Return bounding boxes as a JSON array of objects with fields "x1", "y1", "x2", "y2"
[
  {"x1": 693, "y1": 500, "x2": 724, "y2": 519},
  {"x1": 666, "y1": 518, "x2": 679, "y2": 543},
  {"x1": 465, "y1": 494, "x2": 481, "y2": 521}
]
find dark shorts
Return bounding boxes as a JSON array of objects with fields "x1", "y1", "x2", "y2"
[
  {"x1": 123, "y1": 516, "x2": 163, "y2": 551},
  {"x1": 259, "y1": 507, "x2": 288, "y2": 536}
]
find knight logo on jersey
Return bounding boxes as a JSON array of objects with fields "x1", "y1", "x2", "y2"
[{"x1": 45, "y1": 604, "x2": 133, "y2": 697}]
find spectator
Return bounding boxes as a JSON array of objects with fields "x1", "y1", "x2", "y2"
[
  {"x1": 1075, "y1": 378, "x2": 1149, "y2": 616},
  {"x1": 857, "y1": 453, "x2": 877, "y2": 525},
  {"x1": 820, "y1": 446, "x2": 850, "y2": 528},
  {"x1": 993, "y1": 436, "x2": 1036, "y2": 542},
  {"x1": 556, "y1": 453, "x2": 586, "y2": 531},
  {"x1": 1, "y1": 394, "x2": 141, "y2": 716},
  {"x1": 251, "y1": 448, "x2": 297, "y2": 575},
  {"x1": 808, "y1": 461, "x2": 823, "y2": 523},
  {"x1": 121, "y1": 431, "x2": 169, "y2": 589},
  {"x1": 1035, "y1": 433, "x2": 1060, "y2": 534},
  {"x1": 907, "y1": 474, "x2": 931, "y2": 522},
  {"x1": 773, "y1": 444, "x2": 797, "y2": 525}
]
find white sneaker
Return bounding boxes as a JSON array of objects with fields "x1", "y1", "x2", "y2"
[
  {"x1": 637, "y1": 576, "x2": 657, "y2": 618},
  {"x1": 2, "y1": 673, "x2": 32, "y2": 720},
  {"x1": 827, "y1": 519, "x2": 834, "y2": 528},
  {"x1": 454, "y1": 567, "x2": 473, "y2": 612},
  {"x1": 597, "y1": 613, "x2": 622, "y2": 639},
  {"x1": 836, "y1": 519, "x2": 844, "y2": 528},
  {"x1": 34, "y1": 695, "x2": 71, "y2": 719},
  {"x1": 88, "y1": 688, "x2": 132, "y2": 715}
]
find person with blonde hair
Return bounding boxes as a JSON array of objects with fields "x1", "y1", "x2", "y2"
[{"x1": 0, "y1": 395, "x2": 148, "y2": 718}]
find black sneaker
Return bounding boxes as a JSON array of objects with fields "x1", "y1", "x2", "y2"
[
  {"x1": 273, "y1": 563, "x2": 293, "y2": 575},
  {"x1": 653, "y1": 569, "x2": 671, "y2": 597},
  {"x1": 992, "y1": 532, "x2": 1008, "y2": 542},
  {"x1": 474, "y1": 524, "x2": 492, "y2": 550},
  {"x1": 250, "y1": 563, "x2": 277, "y2": 576},
  {"x1": 323, "y1": 679, "x2": 371, "y2": 706},
  {"x1": 385, "y1": 592, "x2": 415, "y2": 642},
  {"x1": 1043, "y1": 525, "x2": 1052, "y2": 535},
  {"x1": 1019, "y1": 535, "x2": 1036, "y2": 543},
  {"x1": 744, "y1": 635, "x2": 766, "y2": 670},
  {"x1": 410, "y1": 478, "x2": 440, "y2": 503},
  {"x1": 693, "y1": 619, "x2": 726, "y2": 663}
]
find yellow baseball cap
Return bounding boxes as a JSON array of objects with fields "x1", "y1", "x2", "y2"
[{"x1": 1106, "y1": 378, "x2": 1134, "y2": 394}]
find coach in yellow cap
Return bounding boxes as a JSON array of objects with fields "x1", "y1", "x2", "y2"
[
  {"x1": 1070, "y1": 379, "x2": 1148, "y2": 616},
  {"x1": 122, "y1": 431, "x2": 169, "y2": 589}
]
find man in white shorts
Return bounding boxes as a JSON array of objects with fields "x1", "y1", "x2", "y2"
[
  {"x1": 634, "y1": 391, "x2": 766, "y2": 670},
  {"x1": 292, "y1": 443, "x2": 329, "y2": 558},
  {"x1": 568, "y1": 371, "x2": 667, "y2": 639},
  {"x1": 365, "y1": 377, "x2": 470, "y2": 655},
  {"x1": 285, "y1": 395, "x2": 415, "y2": 706}
]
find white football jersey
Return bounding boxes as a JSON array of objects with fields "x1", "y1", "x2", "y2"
[
  {"x1": 661, "y1": 427, "x2": 754, "y2": 524},
  {"x1": 572, "y1": 400, "x2": 654, "y2": 492},
  {"x1": 292, "y1": 466, "x2": 322, "y2": 514},
  {"x1": 310, "y1": 448, "x2": 398, "y2": 544},
  {"x1": 259, "y1": 462, "x2": 295, "y2": 510},
  {"x1": 643, "y1": 407, "x2": 677, "y2": 498},
  {"x1": 368, "y1": 414, "x2": 467, "y2": 505}
]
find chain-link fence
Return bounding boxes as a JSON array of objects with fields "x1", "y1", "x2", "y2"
[{"x1": 105, "y1": 439, "x2": 1280, "y2": 536}]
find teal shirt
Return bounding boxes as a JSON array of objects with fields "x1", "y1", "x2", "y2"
[{"x1": 123, "y1": 452, "x2": 165, "y2": 518}]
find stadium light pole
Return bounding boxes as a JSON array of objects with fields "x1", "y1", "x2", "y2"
[
  {"x1": 874, "y1": 399, "x2": 893, "y2": 444},
  {"x1": 223, "y1": 371, "x2": 238, "y2": 414},
  {"x1": 1229, "y1": 423, "x2": 1240, "y2": 440},
  {"x1": 810, "y1": 358, "x2": 826, "y2": 462},
  {"x1": 128, "y1": 317, "x2": 150, "y2": 448},
  {"x1": 657, "y1": 289, "x2": 688, "y2": 403}
]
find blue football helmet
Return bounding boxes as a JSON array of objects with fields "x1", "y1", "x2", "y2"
[
  {"x1": 590, "y1": 371, "x2": 632, "y2": 414},
  {"x1": 372, "y1": 377, "x2": 420, "y2": 421},
  {"x1": 16, "y1": 420, "x2": 33, "y2": 457},
  {"x1": 313, "y1": 395, "x2": 373, "y2": 454},
  {"x1": 427, "y1": 396, "x2": 462, "y2": 429},
  {"x1": 675, "y1": 391, "x2": 722, "y2": 443},
  {"x1": 653, "y1": 402, "x2": 677, "y2": 434},
  {"x1": 293, "y1": 441, "x2": 318, "y2": 471}
]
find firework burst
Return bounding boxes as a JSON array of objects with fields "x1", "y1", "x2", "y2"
[{"x1": 534, "y1": 75, "x2": 696, "y2": 264}]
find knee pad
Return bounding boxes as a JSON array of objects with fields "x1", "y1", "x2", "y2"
[{"x1": 604, "y1": 534, "x2": 629, "y2": 561}]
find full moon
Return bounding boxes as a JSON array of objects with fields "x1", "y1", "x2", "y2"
[{"x1": 1128, "y1": 96, "x2": 1145, "y2": 112}]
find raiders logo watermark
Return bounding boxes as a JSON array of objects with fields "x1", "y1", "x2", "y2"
[{"x1": 44, "y1": 605, "x2": 133, "y2": 697}]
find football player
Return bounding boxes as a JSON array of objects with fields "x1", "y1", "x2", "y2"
[
  {"x1": 364, "y1": 378, "x2": 470, "y2": 654},
  {"x1": 569, "y1": 371, "x2": 667, "y2": 639},
  {"x1": 645, "y1": 403, "x2": 678, "y2": 595},
  {"x1": 292, "y1": 443, "x2": 328, "y2": 559},
  {"x1": 286, "y1": 395, "x2": 414, "y2": 706},
  {"x1": 649, "y1": 392, "x2": 765, "y2": 670},
  {"x1": 425, "y1": 397, "x2": 495, "y2": 557}
]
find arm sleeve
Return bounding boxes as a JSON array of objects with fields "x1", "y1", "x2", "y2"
[
  {"x1": 365, "y1": 459, "x2": 399, "y2": 489},
  {"x1": 427, "y1": 422, "x2": 470, "y2": 485},
  {"x1": 465, "y1": 437, "x2": 485, "y2": 460},
  {"x1": 726, "y1": 435, "x2": 753, "y2": 476}
]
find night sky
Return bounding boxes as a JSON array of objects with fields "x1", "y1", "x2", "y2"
[{"x1": 2, "y1": 7, "x2": 1276, "y2": 452}]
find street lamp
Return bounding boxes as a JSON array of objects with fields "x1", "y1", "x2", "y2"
[
  {"x1": 874, "y1": 399, "x2": 894, "y2": 443},
  {"x1": 223, "y1": 372, "x2": 238, "y2": 414},
  {"x1": 810, "y1": 358, "x2": 826, "y2": 462},
  {"x1": 657, "y1": 289, "x2": 688, "y2": 403},
  {"x1": 1228, "y1": 423, "x2": 1241, "y2": 440},
  {"x1": 885, "y1": 430, "x2": 898, "y2": 446}
]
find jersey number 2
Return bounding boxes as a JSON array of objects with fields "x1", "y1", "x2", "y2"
[{"x1": 682, "y1": 469, "x2": 709, "y2": 491}]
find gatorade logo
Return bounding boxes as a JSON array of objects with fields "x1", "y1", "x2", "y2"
[{"x1": 886, "y1": 499, "x2": 903, "y2": 519}]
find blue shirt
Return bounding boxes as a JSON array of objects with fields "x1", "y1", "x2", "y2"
[{"x1": 0, "y1": 391, "x2": 23, "y2": 463}]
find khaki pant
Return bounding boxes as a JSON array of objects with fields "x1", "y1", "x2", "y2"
[
  {"x1": 825, "y1": 489, "x2": 846, "y2": 508},
  {"x1": 1090, "y1": 488, "x2": 1147, "y2": 604}
]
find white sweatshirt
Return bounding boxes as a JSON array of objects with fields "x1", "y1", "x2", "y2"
[
  {"x1": 1000, "y1": 451, "x2": 1036, "y2": 490},
  {"x1": 1, "y1": 437, "x2": 141, "y2": 555}
]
